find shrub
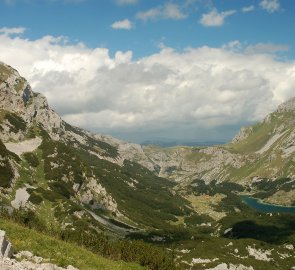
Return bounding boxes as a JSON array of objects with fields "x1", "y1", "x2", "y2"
[
  {"x1": 23, "y1": 152, "x2": 39, "y2": 167},
  {"x1": 5, "y1": 113, "x2": 26, "y2": 133}
]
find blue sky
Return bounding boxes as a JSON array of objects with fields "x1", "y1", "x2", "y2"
[
  {"x1": 1, "y1": 0, "x2": 294, "y2": 59},
  {"x1": 0, "y1": 0, "x2": 295, "y2": 143}
]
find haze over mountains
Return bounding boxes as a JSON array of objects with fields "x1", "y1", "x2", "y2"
[{"x1": 0, "y1": 61, "x2": 295, "y2": 270}]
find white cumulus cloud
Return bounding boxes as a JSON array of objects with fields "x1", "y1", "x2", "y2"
[
  {"x1": 0, "y1": 28, "x2": 295, "y2": 142},
  {"x1": 199, "y1": 9, "x2": 236, "y2": 27},
  {"x1": 111, "y1": 19, "x2": 133, "y2": 30},
  {"x1": 260, "y1": 0, "x2": 280, "y2": 13},
  {"x1": 242, "y1": 5, "x2": 255, "y2": 13},
  {"x1": 136, "y1": 3, "x2": 187, "y2": 21}
]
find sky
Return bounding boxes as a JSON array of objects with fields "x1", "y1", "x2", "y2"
[{"x1": 0, "y1": 0, "x2": 295, "y2": 144}]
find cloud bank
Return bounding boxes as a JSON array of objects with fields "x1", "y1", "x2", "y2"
[{"x1": 0, "y1": 30, "x2": 294, "y2": 142}]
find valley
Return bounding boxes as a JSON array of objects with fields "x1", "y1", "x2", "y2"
[{"x1": 0, "y1": 61, "x2": 295, "y2": 270}]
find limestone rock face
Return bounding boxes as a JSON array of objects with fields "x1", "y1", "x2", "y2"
[
  {"x1": 205, "y1": 263, "x2": 254, "y2": 270},
  {"x1": 94, "y1": 134, "x2": 157, "y2": 171},
  {"x1": 78, "y1": 177, "x2": 120, "y2": 215},
  {"x1": 0, "y1": 250, "x2": 78, "y2": 270},
  {"x1": 141, "y1": 145, "x2": 245, "y2": 183},
  {"x1": 0, "y1": 62, "x2": 64, "y2": 140},
  {"x1": 277, "y1": 97, "x2": 295, "y2": 113},
  {"x1": 0, "y1": 230, "x2": 13, "y2": 258},
  {"x1": 0, "y1": 61, "x2": 124, "y2": 220},
  {"x1": 231, "y1": 126, "x2": 253, "y2": 144}
]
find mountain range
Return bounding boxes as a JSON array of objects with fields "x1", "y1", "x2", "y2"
[{"x1": 0, "y1": 61, "x2": 295, "y2": 270}]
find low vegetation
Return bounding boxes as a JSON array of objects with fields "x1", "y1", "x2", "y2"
[
  {"x1": 5, "y1": 112, "x2": 27, "y2": 133},
  {"x1": 1, "y1": 208, "x2": 176, "y2": 270},
  {"x1": 0, "y1": 218, "x2": 145, "y2": 270},
  {"x1": 0, "y1": 139, "x2": 19, "y2": 188}
]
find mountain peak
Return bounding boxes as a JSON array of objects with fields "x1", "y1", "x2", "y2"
[
  {"x1": 277, "y1": 96, "x2": 295, "y2": 113},
  {"x1": 0, "y1": 61, "x2": 63, "y2": 140},
  {"x1": 0, "y1": 61, "x2": 19, "y2": 79},
  {"x1": 0, "y1": 62, "x2": 29, "y2": 95}
]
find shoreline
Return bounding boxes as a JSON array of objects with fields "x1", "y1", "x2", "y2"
[{"x1": 240, "y1": 195, "x2": 295, "y2": 210}]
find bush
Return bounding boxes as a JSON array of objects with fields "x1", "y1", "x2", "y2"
[
  {"x1": 5, "y1": 113, "x2": 26, "y2": 133},
  {"x1": 2, "y1": 209, "x2": 176, "y2": 270},
  {"x1": 23, "y1": 152, "x2": 39, "y2": 167},
  {"x1": 0, "y1": 162, "x2": 13, "y2": 188}
]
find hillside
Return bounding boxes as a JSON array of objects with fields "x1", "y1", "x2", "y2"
[
  {"x1": 105, "y1": 98, "x2": 295, "y2": 207},
  {"x1": 0, "y1": 219, "x2": 144, "y2": 270},
  {"x1": 0, "y1": 62, "x2": 181, "y2": 269},
  {"x1": 1, "y1": 61, "x2": 295, "y2": 270}
]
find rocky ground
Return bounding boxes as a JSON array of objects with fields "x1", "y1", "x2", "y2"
[
  {"x1": 0, "y1": 254, "x2": 77, "y2": 270},
  {"x1": 0, "y1": 229, "x2": 77, "y2": 270}
]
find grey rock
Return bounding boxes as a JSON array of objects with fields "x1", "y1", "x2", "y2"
[
  {"x1": 277, "y1": 97, "x2": 295, "y2": 113},
  {"x1": 231, "y1": 126, "x2": 253, "y2": 144},
  {"x1": 0, "y1": 62, "x2": 64, "y2": 141},
  {"x1": 0, "y1": 230, "x2": 13, "y2": 258}
]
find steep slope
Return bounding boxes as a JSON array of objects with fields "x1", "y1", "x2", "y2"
[
  {"x1": 230, "y1": 97, "x2": 295, "y2": 178},
  {"x1": 0, "y1": 219, "x2": 144, "y2": 270},
  {"x1": 0, "y1": 62, "x2": 188, "y2": 269},
  {"x1": 0, "y1": 62, "x2": 189, "y2": 229}
]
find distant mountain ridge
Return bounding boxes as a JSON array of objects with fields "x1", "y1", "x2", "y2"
[
  {"x1": 139, "y1": 96, "x2": 295, "y2": 205},
  {"x1": 96, "y1": 97, "x2": 295, "y2": 208},
  {"x1": 141, "y1": 139, "x2": 226, "y2": 147},
  {"x1": 1, "y1": 61, "x2": 295, "y2": 270}
]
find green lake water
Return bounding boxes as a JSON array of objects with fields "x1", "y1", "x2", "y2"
[{"x1": 241, "y1": 196, "x2": 295, "y2": 214}]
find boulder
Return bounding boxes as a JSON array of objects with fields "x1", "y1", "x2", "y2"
[{"x1": 0, "y1": 230, "x2": 13, "y2": 258}]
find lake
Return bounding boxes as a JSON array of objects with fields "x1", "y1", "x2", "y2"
[{"x1": 241, "y1": 196, "x2": 295, "y2": 214}]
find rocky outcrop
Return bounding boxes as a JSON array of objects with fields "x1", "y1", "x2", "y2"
[
  {"x1": 140, "y1": 145, "x2": 245, "y2": 183},
  {"x1": 246, "y1": 246, "x2": 272, "y2": 261},
  {"x1": 0, "y1": 62, "x2": 64, "y2": 141},
  {"x1": 231, "y1": 126, "x2": 253, "y2": 144},
  {"x1": 0, "y1": 230, "x2": 13, "y2": 258},
  {"x1": 78, "y1": 177, "x2": 121, "y2": 215},
  {"x1": 0, "y1": 250, "x2": 78, "y2": 270},
  {"x1": 0, "y1": 230, "x2": 77, "y2": 269},
  {"x1": 94, "y1": 134, "x2": 157, "y2": 171},
  {"x1": 277, "y1": 97, "x2": 295, "y2": 113},
  {"x1": 205, "y1": 263, "x2": 254, "y2": 270},
  {"x1": 11, "y1": 187, "x2": 30, "y2": 209}
]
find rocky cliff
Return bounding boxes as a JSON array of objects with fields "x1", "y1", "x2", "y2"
[{"x1": 0, "y1": 61, "x2": 189, "y2": 237}]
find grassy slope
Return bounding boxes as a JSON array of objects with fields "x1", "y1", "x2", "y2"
[
  {"x1": 224, "y1": 111, "x2": 295, "y2": 182},
  {"x1": 0, "y1": 219, "x2": 145, "y2": 270}
]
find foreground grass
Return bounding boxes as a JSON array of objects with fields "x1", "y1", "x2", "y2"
[{"x1": 0, "y1": 219, "x2": 145, "y2": 270}]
